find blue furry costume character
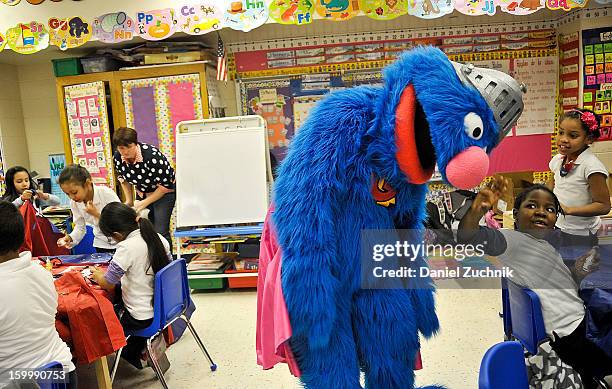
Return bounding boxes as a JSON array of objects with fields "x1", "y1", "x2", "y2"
[{"x1": 272, "y1": 47, "x2": 525, "y2": 388}]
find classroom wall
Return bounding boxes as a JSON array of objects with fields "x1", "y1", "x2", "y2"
[
  {"x1": 0, "y1": 63, "x2": 29, "y2": 169},
  {"x1": 580, "y1": 12, "x2": 611, "y2": 170},
  {"x1": 17, "y1": 63, "x2": 64, "y2": 178}
]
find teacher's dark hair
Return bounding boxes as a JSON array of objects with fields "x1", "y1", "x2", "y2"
[
  {"x1": 99, "y1": 202, "x2": 170, "y2": 274},
  {"x1": 113, "y1": 127, "x2": 139, "y2": 148}
]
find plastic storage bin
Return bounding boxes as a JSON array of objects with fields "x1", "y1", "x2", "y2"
[
  {"x1": 52, "y1": 58, "x2": 83, "y2": 77},
  {"x1": 80, "y1": 56, "x2": 125, "y2": 74},
  {"x1": 225, "y1": 269, "x2": 258, "y2": 289}
]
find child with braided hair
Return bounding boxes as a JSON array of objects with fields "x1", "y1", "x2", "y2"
[{"x1": 549, "y1": 108, "x2": 610, "y2": 263}]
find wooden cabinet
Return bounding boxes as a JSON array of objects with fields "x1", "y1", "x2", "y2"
[{"x1": 55, "y1": 63, "x2": 212, "y2": 186}]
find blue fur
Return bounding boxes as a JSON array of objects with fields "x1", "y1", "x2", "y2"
[{"x1": 274, "y1": 46, "x2": 495, "y2": 388}]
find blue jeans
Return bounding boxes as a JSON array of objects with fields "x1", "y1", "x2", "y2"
[{"x1": 146, "y1": 192, "x2": 176, "y2": 245}]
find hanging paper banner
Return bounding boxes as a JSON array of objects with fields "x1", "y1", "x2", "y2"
[
  {"x1": 6, "y1": 21, "x2": 49, "y2": 54},
  {"x1": 454, "y1": 0, "x2": 497, "y2": 15},
  {"x1": 498, "y1": 0, "x2": 544, "y2": 14},
  {"x1": 360, "y1": 0, "x2": 408, "y2": 20},
  {"x1": 177, "y1": 3, "x2": 222, "y2": 35},
  {"x1": 224, "y1": 0, "x2": 269, "y2": 32},
  {"x1": 48, "y1": 16, "x2": 92, "y2": 50},
  {"x1": 314, "y1": 0, "x2": 360, "y2": 20},
  {"x1": 407, "y1": 0, "x2": 454, "y2": 18},
  {"x1": 269, "y1": 0, "x2": 315, "y2": 24},
  {"x1": 93, "y1": 12, "x2": 135, "y2": 43},
  {"x1": 136, "y1": 8, "x2": 176, "y2": 40},
  {"x1": 545, "y1": 0, "x2": 587, "y2": 9},
  {"x1": 0, "y1": 32, "x2": 6, "y2": 53},
  {"x1": 1, "y1": 0, "x2": 20, "y2": 4}
]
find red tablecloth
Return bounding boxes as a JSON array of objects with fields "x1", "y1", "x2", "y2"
[{"x1": 51, "y1": 263, "x2": 127, "y2": 364}]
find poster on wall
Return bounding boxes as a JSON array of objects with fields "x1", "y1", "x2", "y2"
[
  {"x1": 93, "y1": 12, "x2": 135, "y2": 43},
  {"x1": 224, "y1": 0, "x2": 269, "y2": 32},
  {"x1": 48, "y1": 16, "x2": 92, "y2": 50},
  {"x1": 269, "y1": 0, "x2": 314, "y2": 24},
  {"x1": 49, "y1": 154, "x2": 70, "y2": 205},
  {"x1": 122, "y1": 74, "x2": 204, "y2": 166},
  {"x1": 177, "y1": 2, "x2": 222, "y2": 35},
  {"x1": 6, "y1": 21, "x2": 49, "y2": 54},
  {"x1": 360, "y1": 0, "x2": 409, "y2": 20},
  {"x1": 582, "y1": 27, "x2": 612, "y2": 141},
  {"x1": 64, "y1": 82, "x2": 115, "y2": 187},
  {"x1": 135, "y1": 8, "x2": 176, "y2": 41},
  {"x1": 514, "y1": 56, "x2": 558, "y2": 135}
]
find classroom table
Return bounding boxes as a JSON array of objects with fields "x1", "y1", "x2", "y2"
[{"x1": 37, "y1": 254, "x2": 125, "y2": 389}]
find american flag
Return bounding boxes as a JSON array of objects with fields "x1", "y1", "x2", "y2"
[{"x1": 216, "y1": 33, "x2": 227, "y2": 82}]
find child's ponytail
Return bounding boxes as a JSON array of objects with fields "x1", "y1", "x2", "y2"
[
  {"x1": 99, "y1": 202, "x2": 170, "y2": 274},
  {"x1": 138, "y1": 217, "x2": 170, "y2": 274}
]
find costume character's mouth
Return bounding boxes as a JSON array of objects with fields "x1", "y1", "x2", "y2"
[{"x1": 395, "y1": 84, "x2": 436, "y2": 185}]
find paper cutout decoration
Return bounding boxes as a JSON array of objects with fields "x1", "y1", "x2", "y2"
[
  {"x1": 269, "y1": 0, "x2": 315, "y2": 24},
  {"x1": 177, "y1": 3, "x2": 222, "y2": 35},
  {"x1": 0, "y1": 32, "x2": 6, "y2": 53},
  {"x1": 545, "y1": 0, "x2": 586, "y2": 10},
  {"x1": 224, "y1": 0, "x2": 269, "y2": 32},
  {"x1": 136, "y1": 8, "x2": 176, "y2": 40},
  {"x1": 360, "y1": 0, "x2": 408, "y2": 20},
  {"x1": 314, "y1": 0, "x2": 360, "y2": 20},
  {"x1": 6, "y1": 22, "x2": 49, "y2": 54},
  {"x1": 454, "y1": 0, "x2": 497, "y2": 15},
  {"x1": 48, "y1": 16, "x2": 92, "y2": 50},
  {"x1": 1, "y1": 0, "x2": 20, "y2": 5},
  {"x1": 407, "y1": 0, "x2": 454, "y2": 18},
  {"x1": 93, "y1": 12, "x2": 135, "y2": 43},
  {"x1": 498, "y1": 0, "x2": 544, "y2": 13}
]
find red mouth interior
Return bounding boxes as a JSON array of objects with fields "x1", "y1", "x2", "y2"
[{"x1": 395, "y1": 85, "x2": 435, "y2": 184}]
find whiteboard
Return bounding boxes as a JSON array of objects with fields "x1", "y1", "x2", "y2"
[{"x1": 175, "y1": 116, "x2": 269, "y2": 228}]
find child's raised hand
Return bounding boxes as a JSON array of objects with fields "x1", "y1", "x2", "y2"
[{"x1": 472, "y1": 176, "x2": 510, "y2": 215}]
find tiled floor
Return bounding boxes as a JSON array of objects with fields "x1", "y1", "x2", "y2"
[{"x1": 77, "y1": 279, "x2": 507, "y2": 389}]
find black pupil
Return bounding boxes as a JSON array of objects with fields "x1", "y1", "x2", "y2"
[{"x1": 473, "y1": 127, "x2": 482, "y2": 138}]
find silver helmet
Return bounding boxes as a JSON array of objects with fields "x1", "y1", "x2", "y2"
[{"x1": 451, "y1": 61, "x2": 527, "y2": 144}]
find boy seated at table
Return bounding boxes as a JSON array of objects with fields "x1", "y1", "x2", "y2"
[{"x1": 0, "y1": 200, "x2": 77, "y2": 388}]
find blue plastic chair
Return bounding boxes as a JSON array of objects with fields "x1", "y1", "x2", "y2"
[
  {"x1": 500, "y1": 278, "x2": 512, "y2": 340},
  {"x1": 37, "y1": 361, "x2": 68, "y2": 389},
  {"x1": 479, "y1": 341, "x2": 529, "y2": 389},
  {"x1": 110, "y1": 259, "x2": 216, "y2": 388},
  {"x1": 506, "y1": 279, "x2": 547, "y2": 355}
]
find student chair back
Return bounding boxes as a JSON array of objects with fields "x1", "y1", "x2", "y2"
[
  {"x1": 500, "y1": 277, "x2": 512, "y2": 340},
  {"x1": 112, "y1": 259, "x2": 216, "y2": 388},
  {"x1": 479, "y1": 341, "x2": 528, "y2": 389},
  {"x1": 128, "y1": 258, "x2": 188, "y2": 338},
  {"x1": 36, "y1": 361, "x2": 67, "y2": 389},
  {"x1": 506, "y1": 279, "x2": 547, "y2": 355}
]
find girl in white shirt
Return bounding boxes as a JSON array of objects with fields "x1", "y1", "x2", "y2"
[
  {"x1": 56, "y1": 165, "x2": 119, "y2": 253},
  {"x1": 91, "y1": 202, "x2": 171, "y2": 369},
  {"x1": 549, "y1": 109, "x2": 610, "y2": 248}
]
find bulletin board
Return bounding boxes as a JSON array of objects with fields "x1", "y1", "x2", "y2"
[
  {"x1": 239, "y1": 71, "x2": 383, "y2": 161},
  {"x1": 240, "y1": 54, "x2": 557, "y2": 173},
  {"x1": 582, "y1": 27, "x2": 612, "y2": 141},
  {"x1": 64, "y1": 82, "x2": 114, "y2": 187},
  {"x1": 122, "y1": 74, "x2": 204, "y2": 166}
]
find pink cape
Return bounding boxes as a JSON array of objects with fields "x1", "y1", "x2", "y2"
[
  {"x1": 256, "y1": 207, "x2": 301, "y2": 376},
  {"x1": 255, "y1": 208, "x2": 423, "y2": 375}
]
